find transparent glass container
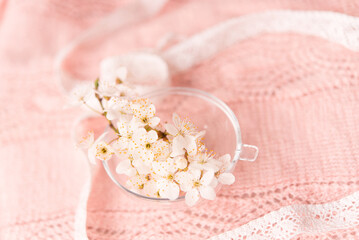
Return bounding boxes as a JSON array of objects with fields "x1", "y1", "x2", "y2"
[{"x1": 102, "y1": 87, "x2": 258, "y2": 206}]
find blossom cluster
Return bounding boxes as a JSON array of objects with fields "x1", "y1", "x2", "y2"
[{"x1": 73, "y1": 67, "x2": 235, "y2": 206}]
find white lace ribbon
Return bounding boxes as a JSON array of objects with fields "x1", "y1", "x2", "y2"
[
  {"x1": 162, "y1": 10, "x2": 359, "y2": 74},
  {"x1": 57, "y1": 4, "x2": 359, "y2": 239},
  {"x1": 209, "y1": 191, "x2": 359, "y2": 240}
]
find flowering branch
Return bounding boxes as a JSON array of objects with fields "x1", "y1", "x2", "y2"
[{"x1": 72, "y1": 67, "x2": 235, "y2": 206}]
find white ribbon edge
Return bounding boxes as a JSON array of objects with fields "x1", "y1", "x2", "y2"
[
  {"x1": 209, "y1": 191, "x2": 359, "y2": 240},
  {"x1": 163, "y1": 10, "x2": 359, "y2": 74},
  {"x1": 74, "y1": 179, "x2": 91, "y2": 240}
]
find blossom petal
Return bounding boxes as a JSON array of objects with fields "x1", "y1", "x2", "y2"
[
  {"x1": 116, "y1": 67, "x2": 128, "y2": 81},
  {"x1": 174, "y1": 172, "x2": 191, "y2": 192},
  {"x1": 88, "y1": 147, "x2": 96, "y2": 165},
  {"x1": 172, "y1": 113, "x2": 181, "y2": 128},
  {"x1": 190, "y1": 169, "x2": 202, "y2": 181},
  {"x1": 188, "y1": 161, "x2": 203, "y2": 171},
  {"x1": 152, "y1": 160, "x2": 169, "y2": 177},
  {"x1": 210, "y1": 177, "x2": 219, "y2": 188},
  {"x1": 153, "y1": 140, "x2": 170, "y2": 160},
  {"x1": 160, "y1": 182, "x2": 180, "y2": 201},
  {"x1": 143, "y1": 180, "x2": 158, "y2": 197},
  {"x1": 126, "y1": 174, "x2": 146, "y2": 190},
  {"x1": 147, "y1": 130, "x2": 158, "y2": 143},
  {"x1": 94, "y1": 142, "x2": 114, "y2": 161},
  {"x1": 185, "y1": 189, "x2": 200, "y2": 206},
  {"x1": 149, "y1": 117, "x2": 160, "y2": 128},
  {"x1": 68, "y1": 83, "x2": 93, "y2": 106},
  {"x1": 195, "y1": 130, "x2": 206, "y2": 139},
  {"x1": 117, "y1": 121, "x2": 129, "y2": 136},
  {"x1": 203, "y1": 162, "x2": 220, "y2": 172},
  {"x1": 106, "y1": 111, "x2": 117, "y2": 121},
  {"x1": 170, "y1": 135, "x2": 186, "y2": 157},
  {"x1": 112, "y1": 137, "x2": 128, "y2": 151},
  {"x1": 115, "y1": 159, "x2": 136, "y2": 177},
  {"x1": 164, "y1": 123, "x2": 178, "y2": 136},
  {"x1": 116, "y1": 160, "x2": 130, "y2": 174},
  {"x1": 132, "y1": 128, "x2": 147, "y2": 143},
  {"x1": 218, "y1": 173, "x2": 235, "y2": 185},
  {"x1": 174, "y1": 156, "x2": 188, "y2": 169},
  {"x1": 132, "y1": 159, "x2": 151, "y2": 175},
  {"x1": 142, "y1": 149, "x2": 155, "y2": 163},
  {"x1": 201, "y1": 170, "x2": 214, "y2": 186},
  {"x1": 184, "y1": 135, "x2": 197, "y2": 156},
  {"x1": 85, "y1": 92, "x2": 103, "y2": 112},
  {"x1": 199, "y1": 186, "x2": 216, "y2": 200},
  {"x1": 146, "y1": 104, "x2": 156, "y2": 118},
  {"x1": 77, "y1": 131, "x2": 94, "y2": 149},
  {"x1": 219, "y1": 154, "x2": 231, "y2": 164}
]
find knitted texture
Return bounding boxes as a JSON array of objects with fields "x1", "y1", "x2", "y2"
[{"x1": 1, "y1": 0, "x2": 359, "y2": 239}]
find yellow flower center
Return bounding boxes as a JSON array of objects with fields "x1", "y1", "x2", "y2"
[
  {"x1": 193, "y1": 181, "x2": 201, "y2": 188},
  {"x1": 101, "y1": 147, "x2": 107, "y2": 154},
  {"x1": 199, "y1": 159, "x2": 206, "y2": 164},
  {"x1": 116, "y1": 78, "x2": 123, "y2": 84}
]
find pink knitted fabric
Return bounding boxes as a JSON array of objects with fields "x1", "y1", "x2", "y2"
[{"x1": 1, "y1": 0, "x2": 359, "y2": 239}]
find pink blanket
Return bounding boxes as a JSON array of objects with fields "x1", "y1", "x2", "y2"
[{"x1": 1, "y1": 0, "x2": 359, "y2": 239}]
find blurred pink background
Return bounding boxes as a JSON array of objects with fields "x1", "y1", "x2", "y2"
[{"x1": 1, "y1": 0, "x2": 359, "y2": 239}]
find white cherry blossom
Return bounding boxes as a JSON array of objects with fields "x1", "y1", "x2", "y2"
[
  {"x1": 189, "y1": 151, "x2": 221, "y2": 172},
  {"x1": 156, "y1": 178, "x2": 180, "y2": 200},
  {"x1": 78, "y1": 131, "x2": 114, "y2": 164},
  {"x1": 217, "y1": 154, "x2": 231, "y2": 169},
  {"x1": 98, "y1": 67, "x2": 129, "y2": 97},
  {"x1": 165, "y1": 114, "x2": 200, "y2": 157},
  {"x1": 129, "y1": 128, "x2": 158, "y2": 174},
  {"x1": 100, "y1": 65, "x2": 128, "y2": 84},
  {"x1": 130, "y1": 98, "x2": 160, "y2": 128},
  {"x1": 77, "y1": 131, "x2": 94, "y2": 149},
  {"x1": 69, "y1": 83, "x2": 93, "y2": 106},
  {"x1": 132, "y1": 159, "x2": 152, "y2": 175},
  {"x1": 69, "y1": 84, "x2": 102, "y2": 112},
  {"x1": 215, "y1": 154, "x2": 235, "y2": 185},
  {"x1": 218, "y1": 173, "x2": 235, "y2": 185},
  {"x1": 116, "y1": 84, "x2": 136, "y2": 98},
  {"x1": 152, "y1": 158, "x2": 181, "y2": 200},
  {"x1": 152, "y1": 139, "x2": 171, "y2": 161},
  {"x1": 177, "y1": 169, "x2": 217, "y2": 206},
  {"x1": 102, "y1": 97, "x2": 132, "y2": 121},
  {"x1": 86, "y1": 132, "x2": 114, "y2": 164},
  {"x1": 126, "y1": 174, "x2": 159, "y2": 197},
  {"x1": 173, "y1": 156, "x2": 188, "y2": 170},
  {"x1": 92, "y1": 141, "x2": 114, "y2": 162},
  {"x1": 72, "y1": 66, "x2": 240, "y2": 205},
  {"x1": 130, "y1": 128, "x2": 158, "y2": 161},
  {"x1": 152, "y1": 157, "x2": 178, "y2": 177},
  {"x1": 112, "y1": 119, "x2": 140, "y2": 151}
]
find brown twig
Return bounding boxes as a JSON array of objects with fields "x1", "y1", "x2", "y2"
[{"x1": 93, "y1": 79, "x2": 120, "y2": 135}]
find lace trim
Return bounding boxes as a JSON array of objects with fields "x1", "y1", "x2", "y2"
[{"x1": 209, "y1": 191, "x2": 359, "y2": 240}]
